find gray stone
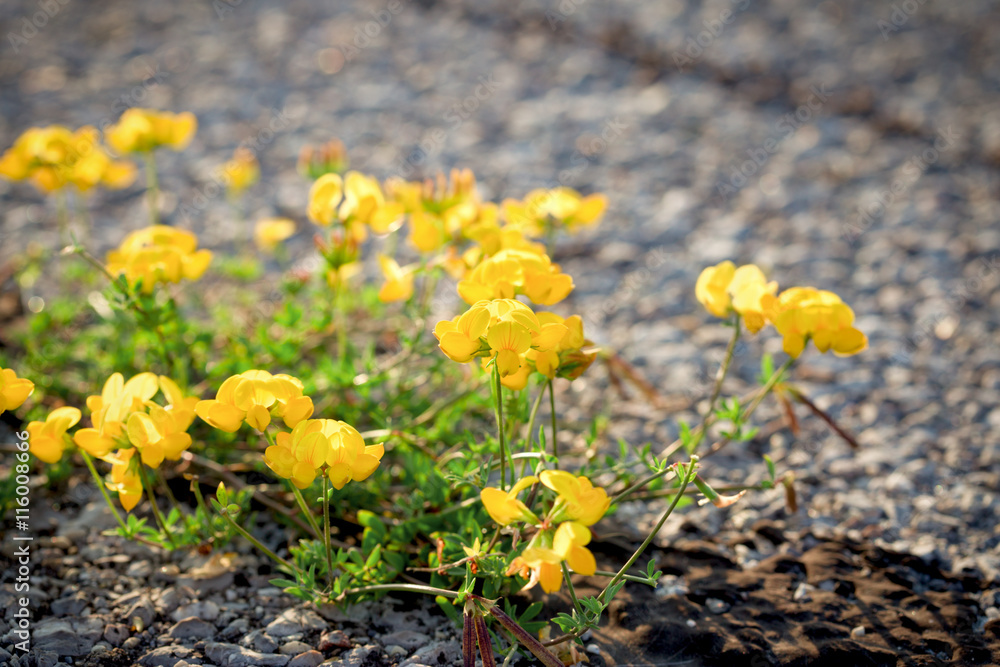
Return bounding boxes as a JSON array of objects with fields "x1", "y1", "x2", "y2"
[
  {"x1": 126, "y1": 595, "x2": 158, "y2": 630},
  {"x1": 139, "y1": 646, "x2": 202, "y2": 667},
  {"x1": 705, "y1": 598, "x2": 730, "y2": 614},
  {"x1": 168, "y1": 617, "x2": 218, "y2": 640},
  {"x1": 205, "y1": 641, "x2": 291, "y2": 667},
  {"x1": 280, "y1": 641, "x2": 313, "y2": 655},
  {"x1": 400, "y1": 642, "x2": 458, "y2": 667},
  {"x1": 220, "y1": 618, "x2": 251, "y2": 640},
  {"x1": 266, "y1": 608, "x2": 327, "y2": 637},
  {"x1": 287, "y1": 651, "x2": 324, "y2": 667},
  {"x1": 51, "y1": 593, "x2": 89, "y2": 617},
  {"x1": 338, "y1": 645, "x2": 382, "y2": 667},
  {"x1": 243, "y1": 629, "x2": 280, "y2": 653},
  {"x1": 34, "y1": 616, "x2": 103, "y2": 656},
  {"x1": 380, "y1": 631, "x2": 428, "y2": 652},
  {"x1": 173, "y1": 600, "x2": 221, "y2": 623},
  {"x1": 104, "y1": 622, "x2": 130, "y2": 646}
]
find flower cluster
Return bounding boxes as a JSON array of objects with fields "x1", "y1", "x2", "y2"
[
  {"x1": 696, "y1": 261, "x2": 867, "y2": 358},
  {"x1": 105, "y1": 108, "x2": 197, "y2": 154},
  {"x1": 481, "y1": 471, "x2": 611, "y2": 593},
  {"x1": 0, "y1": 125, "x2": 135, "y2": 194},
  {"x1": 195, "y1": 370, "x2": 314, "y2": 432},
  {"x1": 502, "y1": 187, "x2": 607, "y2": 238},
  {"x1": 435, "y1": 299, "x2": 596, "y2": 390},
  {"x1": 0, "y1": 368, "x2": 34, "y2": 415},
  {"x1": 27, "y1": 373, "x2": 198, "y2": 510},
  {"x1": 106, "y1": 225, "x2": 213, "y2": 294},
  {"x1": 457, "y1": 248, "x2": 573, "y2": 306},
  {"x1": 263, "y1": 419, "x2": 385, "y2": 490},
  {"x1": 254, "y1": 218, "x2": 297, "y2": 253}
]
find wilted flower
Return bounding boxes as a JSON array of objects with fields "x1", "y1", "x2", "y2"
[
  {"x1": 106, "y1": 225, "x2": 212, "y2": 293},
  {"x1": 195, "y1": 370, "x2": 314, "y2": 432},
  {"x1": 27, "y1": 407, "x2": 82, "y2": 464},
  {"x1": 105, "y1": 108, "x2": 197, "y2": 154},
  {"x1": 254, "y1": 218, "x2": 297, "y2": 253},
  {"x1": 0, "y1": 368, "x2": 34, "y2": 415},
  {"x1": 762, "y1": 287, "x2": 868, "y2": 358},
  {"x1": 298, "y1": 138, "x2": 349, "y2": 179},
  {"x1": 263, "y1": 419, "x2": 385, "y2": 489}
]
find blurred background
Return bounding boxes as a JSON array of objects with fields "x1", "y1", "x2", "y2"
[{"x1": 1, "y1": 0, "x2": 998, "y2": 575}]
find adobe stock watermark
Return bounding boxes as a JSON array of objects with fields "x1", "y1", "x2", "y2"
[
  {"x1": 581, "y1": 245, "x2": 668, "y2": 333},
  {"x1": 393, "y1": 71, "x2": 501, "y2": 179},
  {"x1": 890, "y1": 253, "x2": 998, "y2": 366},
  {"x1": 671, "y1": 0, "x2": 753, "y2": 72},
  {"x1": 842, "y1": 126, "x2": 959, "y2": 246},
  {"x1": 877, "y1": 0, "x2": 928, "y2": 40},
  {"x1": 545, "y1": 0, "x2": 588, "y2": 31},
  {"x1": 179, "y1": 107, "x2": 295, "y2": 223},
  {"x1": 714, "y1": 83, "x2": 830, "y2": 201},
  {"x1": 7, "y1": 0, "x2": 71, "y2": 53}
]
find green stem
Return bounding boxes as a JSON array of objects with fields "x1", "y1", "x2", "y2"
[
  {"x1": 598, "y1": 458, "x2": 697, "y2": 601},
  {"x1": 337, "y1": 583, "x2": 458, "y2": 601},
  {"x1": 493, "y1": 365, "x2": 507, "y2": 490},
  {"x1": 220, "y1": 510, "x2": 296, "y2": 572},
  {"x1": 706, "y1": 357, "x2": 794, "y2": 457},
  {"x1": 562, "y1": 562, "x2": 582, "y2": 617},
  {"x1": 524, "y1": 380, "x2": 547, "y2": 450},
  {"x1": 80, "y1": 451, "x2": 129, "y2": 535},
  {"x1": 548, "y1": 379, "x2": 558, "y2": 468},
  {"x1": 593, "y1": 570, "x2": 658, "y2": 586},
  {"x1": 55, "y1": 190, "x2": 70, "y2": 245},
  {"x1": 322, "y1": 474, "x2": 336, "y2": 590},
  {"x1": 291, "y1": 484, "x2": 323, "y2": 540},
  {"x1": 695, "y1": 315, "x2": 741, "y2": 451},
  {"x1": 138, "y1": 463, "x2": 176, "y2": 548},
  {"x1": 145, "y1": 152, "x2": 160, "y2": 226}
]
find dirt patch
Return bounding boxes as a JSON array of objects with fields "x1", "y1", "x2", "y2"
[{"x1": 575, "y1": 530, "x2": 999, "y2": 667}]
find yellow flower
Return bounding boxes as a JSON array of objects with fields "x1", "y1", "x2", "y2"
[
  {"x1": 308, "y1": 173, "x2": 343, "y2": 226},
  {"x1": 480, "y1": 476, "x2": 539, "y2": 526},
  {"x1": 508, "y1": 521, "x2": 597, "y2": 593},
  {"x1": 487, "y1": 321, "x2": 534, "y2": 378},
  {"x1": 503, "y1": 188, "x2": 606, "y2": 237},
  {"x1": 105, "y1": 108, "x2": 197, "y2": 154},
  {"x1": 307, "y1": 171, "x2": 403, "y2": 235},
  {"x1": 106, "y1": 226, "x2": 212, "y2": 294},
  {"x1": 762, "y1": 287, "x2": 868, "y2": 358},
  {"x1": 0, "y1": 125, "x2": 135, "y2": 193},
  {"x1": 254, "y1": 218, "x2": 296, "y2": 253},
  {"x1": 695, "y1": 260, "x2": 736, "y2": 318},
  {"x1": 377, "y1": 255, "x2": 415, "y2": 303},
  {"x1": 539, "y1": 470, "x2": 610, "y2": 526},
  {"x1": 27, "y1": 407, "x2": 82, "y2": 464},
  {"x1": 527, "y1": 313, "x2": 595, "y2": 380},
  {"x1": 195, "y1": 370, "x2": 314, "y2": 432},
  {"x1": 125, "y1": 410, "x2": 191, "y2": 469},
  {"x1": 457, "y1": 249, "x2": 573, "y2": 306},
  {"x1": 219, "y1": 147, "x2": 259, "y2": 198},
  {"x1": 729, "y1": 265, "x2": 778, "y2": 333},
  {"x1": 73, "y1": 372, "x2": 159, "y2": 458},
  {"x1": 0, "y1": 368, "x2": 34, "y2": 415},
  {"x1": 102, "y1": 448, "x2": 143, "y2": 511},
  {"x1": 263, "y1": 419, "x2": 385, "y2": 489},
  {"x1": 434, "y1": 305, "x2": 491, "y2": 363}
]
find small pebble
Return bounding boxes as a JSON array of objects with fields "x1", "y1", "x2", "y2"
[{"x1": 851, "y1": 626, "x2": 866, "y2": 639}]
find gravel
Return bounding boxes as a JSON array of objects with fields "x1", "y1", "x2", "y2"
[{"x1": 1, "y1": 0, "x2": 997, "y2": 664}]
